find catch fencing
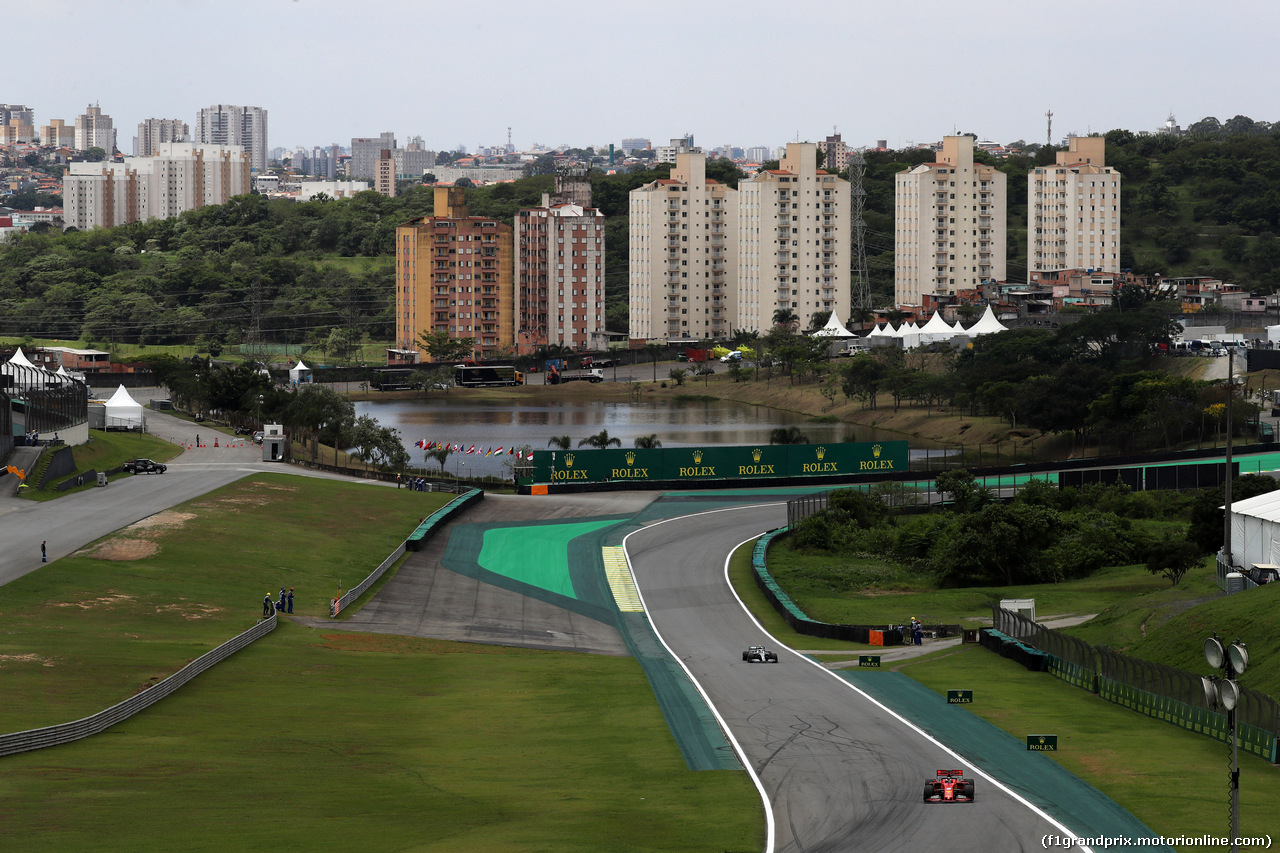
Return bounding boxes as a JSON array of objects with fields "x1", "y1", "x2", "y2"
[
  {"x1": 0, "y1": 614, "x2": 277, "y2": 758},
  {"x1": 990, "y1": 604, "x2": 1278, "y2": 763}
]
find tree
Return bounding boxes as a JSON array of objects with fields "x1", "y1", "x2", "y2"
[
  {"x1": 668, "y1": 367, "x2": 687, "y2": 386},
  {"x1": 83, "y1": 147, "x2": 107, "y2": 162},
  {"x1": 418, "y1": 329, "x2": 476, "y2": 364},
  {"x1": 769, "y1": 426, "x2": 808, "y2": 445},
  {"x1": 578, "y1": 429, "x2": 622, "y2": 449},
  {"x1": 426, "y1": 443, "x2": 453, "y2": 474},
  {"x1": 634, "y1": 434, "x2": 662, "y2": 448},
  {"x1": 422, "y1": 173, "x2": 437, "y2": 184},
  {"x1": 1145, "y1": 538, "x2": 1201, "y2": 587},
  {"x1": 772, "y1": 308, "x2": 799, "y2": 330},
  {"x1": 935, "y1": 469, "x2": 979, "y2": 508},
  {"x1": 547, "y1": 435, "x2": 572, "y2": 450},
  {"x1": 644, "y1": 343, "x2": 664, "y2": 382}
]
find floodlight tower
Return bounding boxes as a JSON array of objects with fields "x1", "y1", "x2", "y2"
[{"x1": 849, "y1": 147, "x2": 870, "y2": 314}]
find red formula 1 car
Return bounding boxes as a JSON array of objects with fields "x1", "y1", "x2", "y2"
[{"x1": 923, "y1": 769, "x2": 975, "y2": 803}]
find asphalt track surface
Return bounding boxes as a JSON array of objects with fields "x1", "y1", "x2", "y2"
[{"x1": 626, "y1": 501, "x2": 1076, "y2": 853}]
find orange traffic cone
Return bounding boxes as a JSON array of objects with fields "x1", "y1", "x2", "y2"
[{"x1": 214, "y1": 438, "x2": 219, "y2": 447}]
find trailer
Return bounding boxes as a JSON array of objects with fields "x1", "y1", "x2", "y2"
[
  {"x1": 547, "y1": 365, "x2": 603, "y2": 384},
  {"x1": 454, "y1": 365, "x2": 524, "y2": 387}
]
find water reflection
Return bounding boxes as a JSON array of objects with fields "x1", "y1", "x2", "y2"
[{"x1": 356, "y1": 397, "x2": 941, "y2": 479}]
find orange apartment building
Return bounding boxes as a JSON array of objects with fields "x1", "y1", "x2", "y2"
[{"x1": 395, "y1": 187, "x2": 514, "y2": 360}]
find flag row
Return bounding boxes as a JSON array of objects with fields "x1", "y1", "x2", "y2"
[{"x1": 413, "y1": 440, "x2": 530, "y2": 460}]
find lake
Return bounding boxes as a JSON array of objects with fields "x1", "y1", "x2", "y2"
[{"x1": 355, "y1": 397, "x2": 938, "y2": 479}]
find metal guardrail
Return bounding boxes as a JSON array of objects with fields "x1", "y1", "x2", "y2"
[
  {"x1": 330, "y1": 488, "x2": 483, "y2": 617},
  {"x1": 0, "y1": 614, "x2": 277, "y2": 758}
]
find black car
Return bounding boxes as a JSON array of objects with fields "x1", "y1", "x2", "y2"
[
  {"x1": 122, "y1": 458, "x2": 167, "y2": 474},
  {"x1": 1248, "y1": 565, "x2": 1279, "y2": 585},
  {"x1": 742, "y1": 645, "x2": 779, "y2": 663}
]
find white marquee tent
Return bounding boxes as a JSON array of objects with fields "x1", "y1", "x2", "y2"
[
  {"x1": 289, "y1": 360, "x2": 313, "y2": 384},
  {"x1": 1227, "y1": 489, "x2": 1280, "y2": 571},
  {"x1": 918, "y1": 311, "x2": 956, "y2": 344},
  {"x1": 966, "y1": 305, "x2": 1009, "y2": 336},
  {"x1": 104, "y1": 384, "x2": 144, "y2": 430},
  {"x1": 811, "y1": 311, "x2": 855, "y2": 338}
]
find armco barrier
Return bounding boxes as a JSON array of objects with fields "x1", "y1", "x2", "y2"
[
  {"x1": 0, "y1": 614, "x2": 277, "y2": 758},
  {"x1": 331, "y1": 488, "x2": 482, "y2": 616}
]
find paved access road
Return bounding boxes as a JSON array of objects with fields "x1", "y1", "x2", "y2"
[{"x1": 625, "y1": 502, "x2": 1076, "y2": 853}]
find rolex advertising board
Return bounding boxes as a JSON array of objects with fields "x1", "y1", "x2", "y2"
[{"x1": 527, "y1": 440, "x2": 907, "y2": 486}]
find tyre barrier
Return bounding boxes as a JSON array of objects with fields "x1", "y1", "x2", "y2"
[
  {"x1": 978, "y1": 628, "x2": 1050, "y2": 672},
  {"x1": 0, "y1": 614, "x2": 277, "y2": 758}
]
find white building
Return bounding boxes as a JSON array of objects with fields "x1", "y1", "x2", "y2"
[
  {"x1": 350, "y1": 132, "x2": 396, "y2": 180},
  {"x1": 296, "y1": 180, "x2": 370, "y2": 201},
  {"x1": 629, "y1": 150, "x2": 738, "y2": 340},
  {"x1": 195, "y1": 104, "x2": 268, "y2": 172},
  {"x1": 737, "y1": 142, "x2": 850, "y2": 332},
  {"x1": 894, "y1": 135, "x2": 1007, "y2": 308},
  {"x1": 655, "y1": 135, "x2": 697, "y2": 165},
  {"x1": 1028, "y1": 136, "x2": 1121, "y2": 280},
  {"x1": 63, "y1": 142, "x2": 250, "y2": 231},
  {"x1": 135, "y1": 118, "x2": 189, "y2": 156},
  {"x1": 74, "y1": 103, "x2": 116, "y2": 153}
]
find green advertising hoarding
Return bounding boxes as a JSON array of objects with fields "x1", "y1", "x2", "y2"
[{"x1": 530, "y1": 440, "x2": 907, "y2": 486}]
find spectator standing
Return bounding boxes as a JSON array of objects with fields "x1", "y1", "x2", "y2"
[
  {"x1": 41, "y1": 541, "x2": 47, "y2": 562},
  {"x1": 287, "y1": 588, "x2": 294, "y2": 613}
]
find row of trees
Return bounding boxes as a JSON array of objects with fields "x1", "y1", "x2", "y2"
[
  {"x1": 788, "y1": 477, "x2": 1208, "y2": 589},
  {"x1": 148, "y1": 356, "x2": 408, "y2": 472}
]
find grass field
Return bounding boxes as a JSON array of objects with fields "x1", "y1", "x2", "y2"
[{"x1": 0, "y1": 475, "x2": 760, "y2": 852}]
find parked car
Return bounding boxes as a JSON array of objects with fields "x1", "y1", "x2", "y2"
[
  {"x1": 696, "y1": 366, "x2": 715, "y2": 376},
  {"x1": 252, "y1": 431, "x2": 264, "y2": 444},
  {"x1": 720, "y1": 351, "x2": 743, "y2": 363},
  {"x1": 1248, "y1": 565, "x2": 1279, "y2": 585}
]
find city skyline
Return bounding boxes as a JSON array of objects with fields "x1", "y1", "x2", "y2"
[{"x1": 12, "y1": 0, "x2": 1280, "y2": 157}]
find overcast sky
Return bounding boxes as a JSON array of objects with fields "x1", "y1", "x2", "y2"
[{"x1": 13, "y1": 0, "x2": 1280, "y2": 154}]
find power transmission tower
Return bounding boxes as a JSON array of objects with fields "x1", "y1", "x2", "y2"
[
  {"x1": 1046, "y1": 108, "x2": 1053, "y2": 146},
  {"x1": 849, "y1": 147, "x2": 870, "y2": 313}
]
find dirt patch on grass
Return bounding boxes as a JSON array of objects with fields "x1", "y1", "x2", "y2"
[
  {"x1": 126, "y1": 511, "x2": 196, "y2": 535},
  {"x1": 0, "y1": 653, "x2": 55, "y2": 668},
  {"x1": 85, "y1": 539, "x2": 160, "y2": 561},
  {"x1": 155, "y1": 603, "x2": 224, "y2": 620},
  {"x1": 53, "y1": 592, "x2": 136, "y2": 609}
]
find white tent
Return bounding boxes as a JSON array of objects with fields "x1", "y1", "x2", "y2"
[
  {"x1": 6, "y1": 347, "x2": 36, "y2": 369},
  {"x1": 918, "y1": 311, "x2": 956, "y2": 343},
  {"x1": 289, "y1": 360, "x2": 313, "y2": 384},
  {"x1": 104, "y1": 384, "x2": 144, "y2": 430},
  {"x1": 1266, "y1": 325, "x2": 1280, "y2": 344},
  {"x1": 900, "y1": 320, "x2": 922, "y2": 349},
  {"x1": 811, "y1": 311, "x2": 854, "y2": 337},
  {"x1": 1228, "y1": 490, "x2": 1280, "y2": 571},
  {"x1": 966, "y1": 305, "x2": 1009, "y2": 336}
]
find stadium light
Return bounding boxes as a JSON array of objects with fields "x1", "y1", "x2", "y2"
[{"x1": 1203, "y1": 632, "x2": 1248, "y2": 852}]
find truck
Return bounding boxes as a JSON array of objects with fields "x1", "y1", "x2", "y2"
[
  {"x1": 454, "y1": 365, "x2": 524, "y2": 387},
  {"x1": 546, "y1": 365, "x2": 604, "y2": 384},
  {"x1": 581, "y1": 355, "x2": 613, "y2": 369}
]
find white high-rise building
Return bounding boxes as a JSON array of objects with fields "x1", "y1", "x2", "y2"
[
  {"x1": 737, "y1": 142, "x2": 850, "y2": 332},
  {"x1": 629, "y1": 150, "x2": 738, "y2": 340},
  {"x1": 135, "y1": 118, "x2": 189, "y2": 156},
  {"x1": 195, "y1": 104, "x2": 268, "y2": 171},
  {"x1": 894, "y1": 135, "x2": 1006, "y2": 308},
  {"x1": 63, "y1": 142, "x2": 250, "y2": 231},
  {"x1": 350, "y1": 132, "x2": 396, "y2": 180},
  {"x1": 1028, "y1": 136, "x2": 1121, "y2": 279},
  {"x1": 73, "y1": 103, "x2": 116, "y2": 153}
]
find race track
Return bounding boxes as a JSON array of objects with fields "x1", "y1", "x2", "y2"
[{"x1": 626, "y1": 502, "x2": 1072, "y2": 853}]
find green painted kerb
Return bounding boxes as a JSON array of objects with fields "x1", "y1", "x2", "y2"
[{"x1": 477, "y1": 520, "x2": 618, "y2": 599}]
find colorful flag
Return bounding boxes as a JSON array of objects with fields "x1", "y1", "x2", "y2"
[
  {"x1": 494, "y1": 447, "x2": 505, "y2": 456},
  {"x1": 467, "y1": 445, "x2": 476, "y2": 454}
]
